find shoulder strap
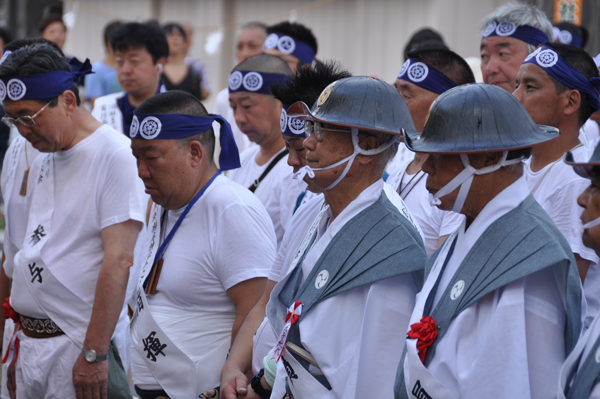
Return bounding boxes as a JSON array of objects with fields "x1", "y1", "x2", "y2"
[
  {"x1": 566, "y1": 335, "x2": 600, "y2": 398},
  {"x1": 248, "y1": 149, "x2": 289, "y2": 193}
]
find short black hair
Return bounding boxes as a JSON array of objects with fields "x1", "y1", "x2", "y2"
[
  {"x1": 38, "y1": 14, "x2": 66, "y2": 35},
  {"x1": 162, "y1": 22, "x2": 186, "y2": 41},
  {"x1": 4, "y1": 37, "x2": 64, "y2": 56},
  {"x1": 0, "y1": 43, "x2": 80, "y2": 106},
  {"x1": 135, "y1": 90, "x2": 215, "y2": 163},
  {"x1": 103, "y1": 20, "x2": 123, "y2": 49},
  {"x1": 403, "y1": 28, "x2": 448, "y2": 61},
  {"x1": 0, "y1": 27, "x2": 12, "y2": 47},
  {"x1": 233, "y1": 53, "x2": 293, "y2": 76},
  {"x1": 270, "y1": 60, "x2": 352, "y2": 107},
  {"x1": 267, "y1": 21, "x2": 318, "y2": 56},
  {"x1": 406, "y1": 48, "x2": 476, "y2": 86},
  {"x1": 545, "y1": 42, "x2": 600, "y2": 126},
  {"x1": 111, "y1": 22, "x2": 169, "y2": 63}
]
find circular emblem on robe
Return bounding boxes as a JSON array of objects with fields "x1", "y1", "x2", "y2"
[
  {"x1": 317, "y1": 82, "x2": 335, "y2": 107},
  {"x1": 524, "y1": 47, "x2": 541, "y2": 62},
  {"x1": 398, "y1": 60, "x2": 410, "y2": 78},
  {"x1": 242, "y1": 72, "x2": 263, "y2": 91},
  {"x1": 130, "y1": 115, "x2": 140, "y2": 138},
  {"x1": 288, "y1": 116, "x2": 305, "y2": 135},
  {"x1": 536, "y1": 49, "x2": 559, "y2": 68},
  {"x1": 280, "y1": 108, "x2": 287, "y2": 133},
  {"x1": 228, "y1": 71, "x2": 243, "y2": 91},
  {"x1": 596, "y1": 346, "x2": 600, "y2": 363},
  {"x1": 496, "y1": 22, "x2": 516, "y2": 37},
  {"x1": 277, "y1": 36, "x2": 296, "y2": 54},
  {"x1": 139, "y1": 116, "x2": 162, "y2": 139},
  {"x1": 483, "y1": 21, "x2": 497, "y2": 37},
  {"x1": 0, "y1": 80, "x2": 6, "y2": 101},
  {"x1": 408, "y1": 62, "x2": 429, "y2": 83},
  {"x1": 264, "y1": 33, "x2": 279, "y2": 49},
  {"x1": 315, "y1": 270, "x2": 329, "y2": 289},
  {"x1": 450, "y1": 280, "x2": 465, "y2": 300},
  {"x1": 7, "y1": 79, "x2": 26, "y2": 101},
  {"x1": 559, "y1": 30, "x2": 573, "y2": 44}
]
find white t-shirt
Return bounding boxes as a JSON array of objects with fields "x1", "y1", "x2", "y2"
[
  {"x1": 131, "y1": 174, "x2": 276, "y2": 391},
  {"x1": 525, "y1": 146, "x2": 598, "y2": 265},
  {"x1": 386, "y1": 158, "x2": 464, "y2": 257},
  {"x1": 213, "y1": 88, "x2": 253, "y2": 154},
  {"x1": 11, "y1": 125, "x2": 145, "y2": 317},
  {"x1": 0, "y1": 137, "x2": 42, "y2": 278},
  {"x1": 227, "y1": 146, "x2": 301, "y2": 245},
  {"x1": 579, "y1": 119, "x2": 600, "y2": 151},
  {"x1": 267, "y1": 180, "x2": 421, "y2": 399}
]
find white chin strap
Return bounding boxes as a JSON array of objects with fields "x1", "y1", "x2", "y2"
[
  {"x1": 429, "y1": 151, "x2": 523, "y2": 213},
  {"x1": 583, "y1": 217, "x2": 600, "y2": 230},
  {"x1": 293, "y1": 128, "x2": 399, "y2": 190}
]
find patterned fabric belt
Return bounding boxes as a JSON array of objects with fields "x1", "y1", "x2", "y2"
[{"x1": 19, "y1": 315, "x2": 64, "y2": 338}]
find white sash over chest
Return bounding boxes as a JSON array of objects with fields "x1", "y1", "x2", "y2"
[
  {"x1": 131, "y1": 204, "x2": 202, "y2": 398},
  {"x1": 402, "y1": 233, "x2": 459, "y2": 399},
  {"x1": 14, "y1": 154, "x2": 92, "y2": 348}
]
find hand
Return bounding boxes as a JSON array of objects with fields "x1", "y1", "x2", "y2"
[
  {"x1": 7, "y1": 360, "x2": 16, "y2": 399},
  {"x1": 220, "y1": 367, "x2": 249, "y2": 399},
  {"x1": 243, "y1": 384, "x2": 262, "y2": 399},
  {"x1": 73, "y1": 354, "x2": 108, "y2": 399}
]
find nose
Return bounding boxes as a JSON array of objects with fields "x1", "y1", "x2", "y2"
[
  {"x1": 137, "y1": 159, "x2": 151, "y2": 180},
  {"x1": 578, "y1": 185, "x2": 591, "y2": 209},
  {"x1": 303, "y1": 134, "x2": 317, "y2": 151},
  {"x1": 234, "y1": 108, "x2": 247, "y2": 129},
  {"x1": 287, "y1": 148, "x2": 302, "y2": 168},
  {"x1": 483, "y1": 54, "x2": 500, "y2": 78},
  {"x1": 512, "y1": 84, "x2": 524, "y2": 103},
  {"x1": 421, "y1": 153, "x2": 435, "y2": 175}
]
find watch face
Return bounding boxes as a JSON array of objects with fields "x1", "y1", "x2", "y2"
[{"x1": 84, "y1": 350, "x2": 96, "y2": 362}]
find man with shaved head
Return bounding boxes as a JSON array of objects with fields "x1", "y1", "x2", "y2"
[{"x1": 227, "y1": 54, "x2": 303, "y2": 245}]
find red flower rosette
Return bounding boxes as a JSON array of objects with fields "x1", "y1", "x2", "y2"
[
  {"x1": 407, "y1": 315, "x2": 438, "y2": 362},
  {"x1": 2, "y1": 297, "x2": 19, "y2": 323}
]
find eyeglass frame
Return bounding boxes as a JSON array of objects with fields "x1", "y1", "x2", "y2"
[
  {"x1": 303, "y1": 120, "x2": 352, "y2": 142},
  {"x1": 2, "y1": 100, "x2": 53, "y2": 128}
]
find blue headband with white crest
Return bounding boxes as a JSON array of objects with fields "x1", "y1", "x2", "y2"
[
  {"x1": 397, "y1": 59, "x2": 456, "y2": 94},
  {"x1": 263, "y1": 32, "x2": 316, "y2": 64},
  {"x1": 553, "y1": 27, "x2": 582, "y2": 48},
  {"x1": 523, "y1": 45, "x2": 600, "y2": 112},
  {"x1": 482, "y1": 21, "x2": 549, "y2": 46},
  {"x1": 0, "y1": 57, "x2": 93, "y2": 101},
  {"x1": 228, "y1": 70, "x2": 289, "y2": 95},
  {"x1": 130, "y1": 112, "x2": 241, "y2": 171},
  {"x1": 280, "y1": 104, "x2": 305, "y2": 138}
]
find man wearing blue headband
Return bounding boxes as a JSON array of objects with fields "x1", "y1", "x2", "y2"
[
  {"x1": 514, "y1": 43, "x2": 600, "y2": 326},
  {"x1": 92, "y1": 22, "x2": 168, "y2": 136},
  {"x1": 129, "y1": 90, "x2": 276, "y2": 399},
  {"x1": 263, "y1": 21, "x2": 318, "y2": 73},
  {"x1": 480, "y1": 2, "x2": 553, "y2": 92},
  {"x1": 0, "y1": 42, "x2": 145, "y2": 398},
  {"x1": 228, "y1": 54, "x2": 304, "y2": 246},
  {"x1": 390, "y1": 48, "x2": 474, "y2": 257}
]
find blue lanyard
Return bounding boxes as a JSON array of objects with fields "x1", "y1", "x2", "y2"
[{"x1": 143, "y1": 170, "x2": 222, "y2": 290}]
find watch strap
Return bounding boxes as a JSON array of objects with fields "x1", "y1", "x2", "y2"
[{"x1": 250, "y1": 369, "x2": 272, "y2": 399}]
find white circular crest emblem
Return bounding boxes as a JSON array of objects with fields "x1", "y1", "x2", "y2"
[
  {"x1": 595, "y1": 346, "x2": 600, "y2": 363},
  {"x1": 552, "y1": 27, "x2": 561, "y2": 41},
  {"x1": 280, "y1": 108, "x2": 287, "y2": 133},
  {"x1": 408, "y1": 62, "x2": 429, "y2": 83},
  {"x1": 288, "y1": 117, "x2": 305, "y2": 135},
  {"x1": 560, "y1": 30, "x2": 573, "y2": 44},
  {"x1": 315, "y1": 270, "x2": 329, "y2": 289},
  {"x1": 496, "y1": 22, "x2": 517, "y2": 36},
  {"x1": 317, "y1": 82, "x2": 335, "y2": 107},
  {"x1": 524, "y1": 47, "x2": 542, "y2": 62},
  {"x1": 277, "y1": 36, "x2": 296, "y2": 54},
  {"x1": 536, "y1": 49, "x2": 559, "y2": 68},
  {"x1": 139, "y1": 116, "x2": 162, "y2": 139},
  {"x1": 242, "y1": 72, "x2": 263, "y2": 91},
  {"x1": 7, "y1": 78, "x2": 26, "y2": 101},
  {"x1": 398, "y1": 60, "x2": 410, "y2": 78},
  {"x1": 0, "y1": 80, "x2": 6, "y2": 101},
  {"x1": 264, "y1": 33, "x2": 279, "y2": 49},
  {"x1": 130, "y1": 115, "x2": 140, "y2": 138},
  {"x1": 483, "y1": 21, "x2": 497, "y2": 37},
  {"x1": 450, "y1": 280, "x2": 465, "y2": 301},
  {"x1": 228, "y1": 71, "x2": 243, "y2": 91}
]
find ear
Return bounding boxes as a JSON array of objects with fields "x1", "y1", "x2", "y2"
[
  {"x1": 563, "y1": 89, "x2": 581, "y2": 118},
  {"x1": 188, "y1": 140, "x2": 206, "y2": 167},
  {"x1": 468, "y1": 151, "x2": 501, "y2": 168},
  {"x1": 61, "y1": 90, "x2": 78, "y2": 116},
  {"x1": 356, "y1": 135, "x2": 381, "y2": 165}
]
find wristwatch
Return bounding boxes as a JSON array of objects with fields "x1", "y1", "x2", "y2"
[
  {"x1": 250, "y1": 368, "x2": 272, "y2": 399},
  {"x1": 81, "y1": 348, "x2": 108, "y2": 362}
]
